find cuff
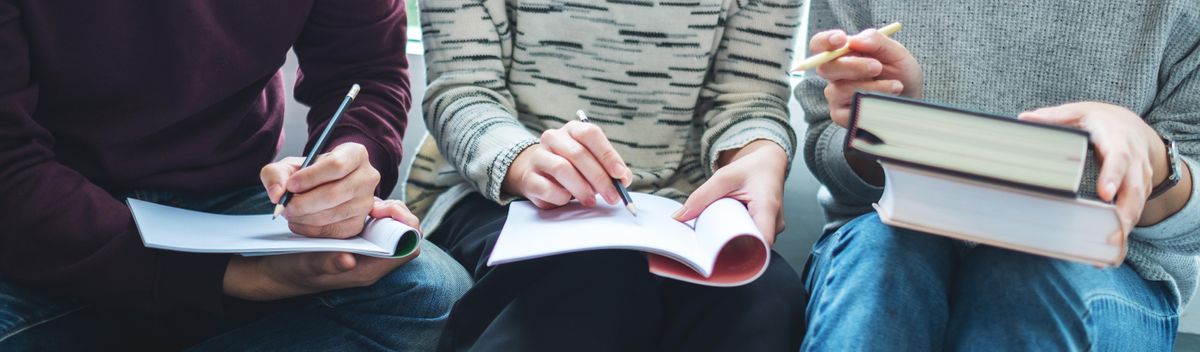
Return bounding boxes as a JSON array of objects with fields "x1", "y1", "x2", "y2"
[
  {"x1": 484, "y1": 138, "x2": 540, "y2": 204},
  {"x1": 815, "y1": 126, "x2": 883, "y2": 202},
  {"x1": 329, "y1": 129, "x2": 399, "y2": 198},
  {"x1": 705, "y1": 117, "x2": 796, "y2": 175},
  {"x1": 1131, "y1": 156, "x2": 1200, "y2": 241},
  {"x1": 156, "y1": 251, "x2": 232, "y2": 314}
]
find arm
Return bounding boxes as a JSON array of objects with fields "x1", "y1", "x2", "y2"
[
  {"x1": 676, "y1": 0, "x2": 802, "y2": 243},
  {"x1": 0, "y1": 2, "x2": 228, "y2": 312},
  {"x1": 698, "y1": 0, "x2": 800, "y2": 175},
  {"x1": 1128, "y1": 26, "x2": 1200, "y2": 252},
  {"x1": 292, "y1": 0, "x2": 411, "y2": 198},
  {"x1": 419, "y1": 0, "x2": 539, "y2": 203}
]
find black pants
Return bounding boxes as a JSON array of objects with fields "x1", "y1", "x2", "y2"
[{"x1": 429, "y1": 193, "x2": 807, "y2": 351}]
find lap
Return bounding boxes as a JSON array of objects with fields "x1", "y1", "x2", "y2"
[
  {"x1": 432, "y1": 193, "x2": 806, "y2": 351},
  {"x1": 950, "y1": 246, "x2": 1178, "y2": 350}
]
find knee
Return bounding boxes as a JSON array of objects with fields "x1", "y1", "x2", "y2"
[
  {"x1": 825, "y1": 213, "x2": 956, "y2": 268},
  {"x1": 324, "y1": 242, "x2": 472, "y2": 319}
]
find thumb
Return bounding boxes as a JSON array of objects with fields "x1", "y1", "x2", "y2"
[
  {"x1": 370, "y1": 198, "x2": 422, "y2": 230},
  {"x1": 674, "y1": 174, "x2": 737, "y2": 222},
  {"x1": 303, "y1": 252, "x2": 357, "y2": 276},
  {"x1": 261, "y1": 157, "x2": 303, "y2": 204}
]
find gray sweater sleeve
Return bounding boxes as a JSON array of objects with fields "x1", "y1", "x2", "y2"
[
  {"x1": 1129, "y1": 23, "x2": 1200, "y2": 254},
  {"x1": 419, "y1": 0, "x2": 539, "y2": 203},
  {"x1": 700, "y1": 0, "x2": 802, "y2": 175},
  {"x1": 794, "y1": 2, "x2": 881, "y2": 230}
]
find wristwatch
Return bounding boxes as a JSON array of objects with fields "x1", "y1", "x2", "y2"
[{"x1": 1149, "y1": 136, "x2": 1181, "y2": 200}]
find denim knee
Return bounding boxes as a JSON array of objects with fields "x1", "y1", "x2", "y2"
[
  {"x1": 818, "y1": 213, "x2": 959, "y2": 267},
  {"x1": 316, "y1": 240, "x2": 472, "y2": 318}
]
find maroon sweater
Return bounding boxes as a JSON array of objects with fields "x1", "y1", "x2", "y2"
[{"x1": 0, "y1": 0, "x2": 410, "y2": 313}]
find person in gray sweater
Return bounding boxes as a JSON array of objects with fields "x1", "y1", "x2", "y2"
[{"x1": 796, "y1": 1, "x2": 1199, "y2": 350}]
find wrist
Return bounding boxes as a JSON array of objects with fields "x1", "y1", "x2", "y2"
[
  {"x1": 717, "y1": 140, "x2": 786, "y2": 168},
  {"x1": 223, "y1": 256, "x2": 283, "y2": 301},
  {"x1": 1148, "y1": 131, "x2": 1170, "y2": 187}
]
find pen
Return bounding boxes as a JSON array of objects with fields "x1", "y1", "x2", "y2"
[
  {"x1": 790, "y1": 22, "x2": 903, "y2": 72},
  {"x1": 273, "y1": 84, "x2": 362, "y2": 220},
  {"x1": 575, "y1": 110, "x2": 637, "y2": 217}
]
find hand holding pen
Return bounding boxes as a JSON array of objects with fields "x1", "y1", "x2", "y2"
[{"x1": 500, "y1": 110, "x2": 636, "y2": 216}]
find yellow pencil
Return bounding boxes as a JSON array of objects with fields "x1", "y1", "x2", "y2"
[{"x1": 791, "y1": 22, "x2": 903, "y2": 72}]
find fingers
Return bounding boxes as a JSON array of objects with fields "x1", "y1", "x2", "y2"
[
  {"x1": 532, "y1": 147, "x2": 596, "y2": 206},
  {"x1": 816, "y1": 56, "x2": 883, "y2": 81},
  {"x1": 261, "y1": 157, "x2": 303, "y2": 203},
  {"x1": 370, "y1": 198, "x2": 421, "y2": 229},
  {"x1": 809, "y1": 30, "x2": 848, "y2": 53},
  {"x1": 564, "y1": 121, "x2": 630, "y2": 183},
  {"x1": 289, "y1": 215, "x2": 368, "y2": 239},
  {"x1": 543, "y1": 128, "x2": 619, "y2": 204},
  {"x1": 845, "y1": 28, "x2": 914, "y2": 65},
  {"x1": 825, "y1": 79, "x2": 904, "y2": 127},
  {"x1": 286, "y1": 196, "x2": 374, "y2": 236},
  {"x1": 287, "y1": 143, "x2": 370, "y2": 194},
  {"x1": 1113, "y1": 161, "x2": 1150, "y2": 234},
  {"x1": 674, "y1": 172, "x2": 738, "y2": 222},
  {"x1": 524, "y1": 173, "x2": 573, "y2": 208},
  {"x1": 284, "y1": 165, "x2": 378, "y2": 217}
]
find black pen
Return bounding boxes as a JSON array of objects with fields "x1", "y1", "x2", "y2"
[
  {"x1": 273, "y1": 84, "x2": 361, "y2": 220},
  {"x1": 575, "y1": 110, "x2": 637, "y2": 217}
]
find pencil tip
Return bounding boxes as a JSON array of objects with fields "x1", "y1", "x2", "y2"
[
  {"x1": 626, "y1": 204, "x2": 637, "y2": 217},
  {"x1": 272, "y1": 204, "x2": 284, "y2": 220}
]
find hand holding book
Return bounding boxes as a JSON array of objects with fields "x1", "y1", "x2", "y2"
[{"x1": 1020, "y1": 102, "x2": 1192, "y2": 233}]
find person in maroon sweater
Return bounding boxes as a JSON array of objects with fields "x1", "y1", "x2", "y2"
[{"x1": 0, "y1": 0, "x2": 470, "y2": 350}]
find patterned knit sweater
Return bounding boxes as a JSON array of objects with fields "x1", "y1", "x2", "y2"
[
  {"x1": 406, "y1": 0, "x2": 801, "y2": 233},
  {"x1": 797, "y1": 0, "x2": 1200, "y2": 307}
]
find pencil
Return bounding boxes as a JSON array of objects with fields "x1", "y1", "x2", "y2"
[
  {"x1": 575, "y1": 110, "x2": 637, "y2": 217},
  {"x1": 272, "y1": 84, "x2": 362, "y2": 220},
  {"x1": 790, "y1": 22, "x2": 903, "y2": 72}
]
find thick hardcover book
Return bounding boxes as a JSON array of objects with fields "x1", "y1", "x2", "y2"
[{"x1": 848, "y1": 92, "x2": 1124, "y2": 266}]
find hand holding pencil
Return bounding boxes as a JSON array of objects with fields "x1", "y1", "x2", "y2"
[
  {"x1": 501, "y1": 110, "x2": 635, "y2": 215},
  {"x1": 801, "y1": 22, "x2": 924, "y2": 128},
  {"x1": 260, "y1": 84, "x2": 387, "y2": 239}
]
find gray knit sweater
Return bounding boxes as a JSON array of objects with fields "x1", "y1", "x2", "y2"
[
  {"x1": 796, "y1": 1, "x2": 1200, "y2": 307},
  {"x1": 407, "y1": 1, "x2": 801, "y2": 233}
]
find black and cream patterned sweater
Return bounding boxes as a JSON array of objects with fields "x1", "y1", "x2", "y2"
[{"x1": 406, "y1": 0, "x2": 802, "y2": 232}]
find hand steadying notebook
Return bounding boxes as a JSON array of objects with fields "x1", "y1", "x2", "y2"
[
  {"x1": 127, "y1": 199, "x2": 420, "y2": 258},
  {"x1": 488, "y1": 192, "x2": 770, "y2": 287}
]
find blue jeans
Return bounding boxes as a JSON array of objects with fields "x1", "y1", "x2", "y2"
[
  {"x1": 0, "y1": 186, "x2": 472, "y2": 351},
  {"x1": 802, "y1": 212, "x2": 1179, "y2": 351}
]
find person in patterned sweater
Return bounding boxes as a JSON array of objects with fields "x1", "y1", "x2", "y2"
[{"x1": 408, "y1": 0, "x2": 807, "y2": 350}]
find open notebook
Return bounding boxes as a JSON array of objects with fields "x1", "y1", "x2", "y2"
[
  {"x1": 488, "y1": 193, "x2": 770, "y2": 287},
  {"x1": 128, "y1": 199, "x2": 420, "y2": 258}
]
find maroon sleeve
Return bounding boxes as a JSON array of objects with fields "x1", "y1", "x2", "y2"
[
  {"x1": 293, "y1": 0, "x2": 411, "y2": 197},
  {"x1": 0, "y1": 1, "x2": 229, "y2": 313}
]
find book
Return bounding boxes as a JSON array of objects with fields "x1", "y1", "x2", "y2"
[
  {"x1": 127, "y1": 198, "x2": 420, "y2": 258},
  {"x1": 487, "y1": 193, "x2": 770, "y2": 287},
  {"x1": 848, "y1": 92, "x2": 1124, "y2": 266}
]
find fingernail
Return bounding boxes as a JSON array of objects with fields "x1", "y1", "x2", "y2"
[
  {"x1": 891, "y1": 81, "x2": 903, "y2": 93},
  {"x1": 868, "y1": 61, "x2": 882, "y2": 73},
  {"x1": 672, "y1": 207, "x2": 688, "y2": 220},
  {"x1": 1105, "y1": 182, "x2": 1118, "y2": 197}
]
